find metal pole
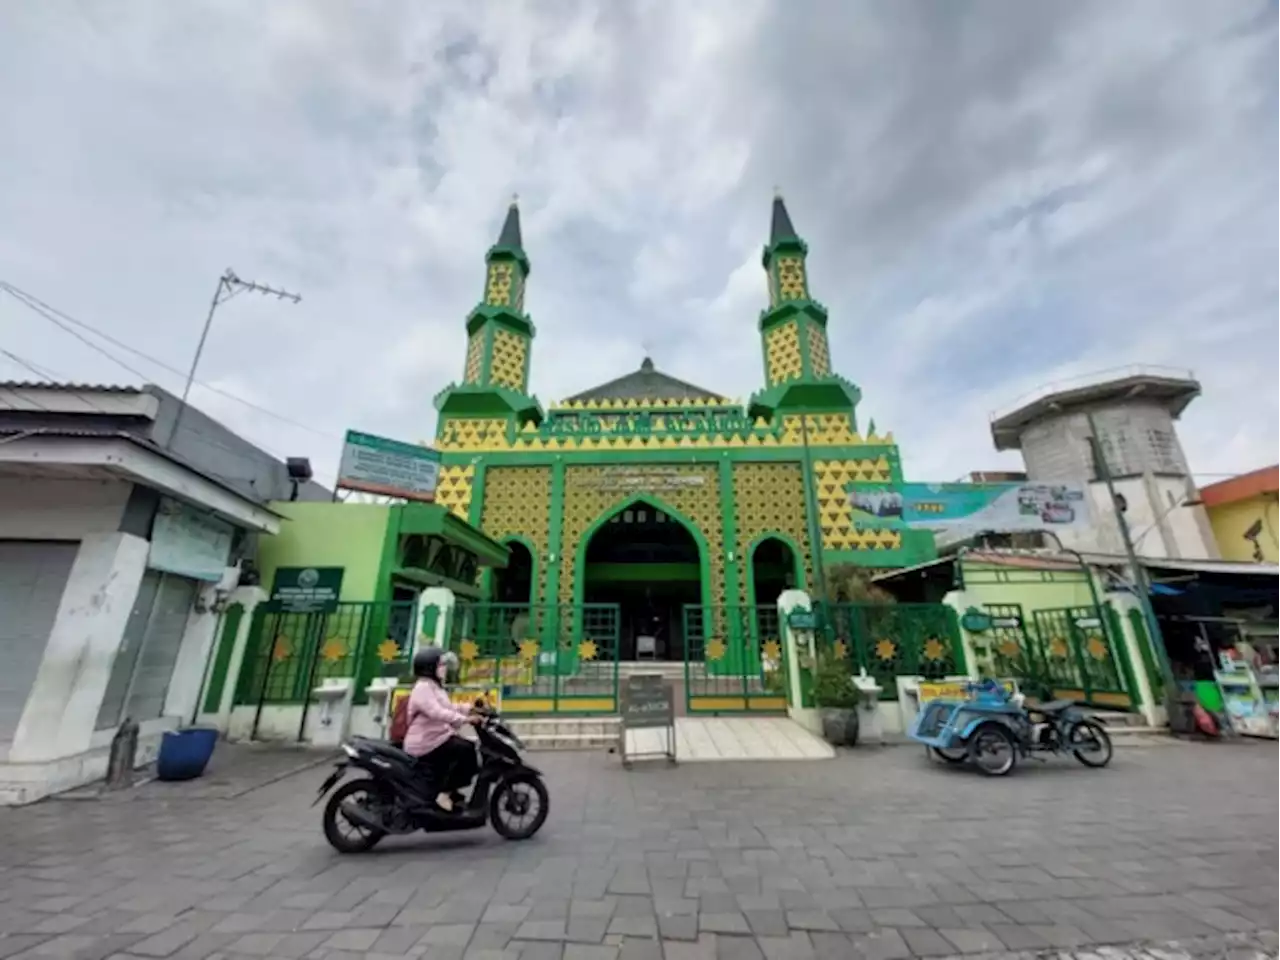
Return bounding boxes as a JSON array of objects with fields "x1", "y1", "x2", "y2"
[
  {"x1": 1085, "y1": 412, "x2": 1179, "y2": 705},
  {"x1": 168, "y1": 270, "x2": 300, "y2": 450}
]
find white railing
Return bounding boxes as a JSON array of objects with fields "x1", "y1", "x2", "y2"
[{"x1": 989, "y1": 365, "x2": 1198, "y2": 423}]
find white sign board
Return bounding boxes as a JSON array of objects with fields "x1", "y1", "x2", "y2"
[
  {"x1": 149, "y1": 498, "x2": 234, "y2": 582},
  {"x1": 337, "y1": 430, "x2": 441, "y2": 502}
]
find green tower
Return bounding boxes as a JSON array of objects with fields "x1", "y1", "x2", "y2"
[
  {"x1": 749, "y1": 193, "x2": 862, "y2": 423},
  {"x1": 434, "y1": 199, "x2": 543, "y2": 435}
]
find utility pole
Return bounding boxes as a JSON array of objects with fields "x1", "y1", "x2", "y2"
[
  {"x1": 1085, "y1": 412, "x2": 1180, "y2": 717},
  {"x1": 167, "y1": 269, "x2": 301, "y2": 450}
]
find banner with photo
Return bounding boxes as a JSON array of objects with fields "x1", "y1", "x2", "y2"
[{"x1": 849, "y1": 482, "x2": 1089, "y2": 537}]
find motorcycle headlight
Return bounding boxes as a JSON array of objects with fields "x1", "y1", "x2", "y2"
[{"x1": 342, "y1": 743, "x2": 358, "y2": 759}]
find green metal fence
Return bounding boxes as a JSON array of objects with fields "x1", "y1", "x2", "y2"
[
  {"x1": 447, "y1": 602, "x2": 621, "y2": 715},
  {"x1": 682, "y1": 604, "x2": 788, "y2": 713},
  {"x1": 822, "y1": 602, "x2": 966, "y2": 698},
  {"x1": 1029, "y1": 605, "x2": 1139, "y2": 710},
  {"x1": 233, "y1": 601, "x2": 416, "y2": 711}
]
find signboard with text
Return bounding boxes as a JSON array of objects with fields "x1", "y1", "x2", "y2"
[
  {"x1": 270, "y1": 566, "x2": 344, "y2": 613},
  {"x1": 337, "y1": 430, "x2": 441, "y2": 502},
  {"x1": 148, "y1": 497, "x2": 235, "y2": 582},
  {"x1": 849, "y1": 482, "x2": 1089, "y2": 539}
]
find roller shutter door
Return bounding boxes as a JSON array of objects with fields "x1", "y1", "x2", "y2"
[{"x1": 0, "y1": 541, "x2": 79, "y2": 744}]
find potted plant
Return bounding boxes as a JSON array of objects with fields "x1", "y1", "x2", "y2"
[{"x1": 813, "y1": 653, "x2": 861, "y2": 746}]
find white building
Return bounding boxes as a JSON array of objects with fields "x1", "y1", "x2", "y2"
[
  {"x1": 0, "y1": 382, "x2": 324, "y2": 803},
  {"x1": 990, "y1": 366, "x2": 1219, "y2": 560}
]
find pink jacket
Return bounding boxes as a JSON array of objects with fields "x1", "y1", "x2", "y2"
[{"x1": 403, "y1": 680, "x2": 469, "y2": 756}]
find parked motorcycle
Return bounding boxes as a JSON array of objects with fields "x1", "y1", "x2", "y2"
[
  {"x1": 314, "y1": 702, "x2": 548, "y2": 852},
  {"x1": 909, "y1": 679, "x2": 1113, "y2": 776}
]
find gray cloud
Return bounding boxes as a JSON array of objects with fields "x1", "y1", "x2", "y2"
[{"x1": 0, "y1": 0, "x2": 1273, "y2": 488}]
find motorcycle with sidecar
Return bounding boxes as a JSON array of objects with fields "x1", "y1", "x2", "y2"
[{"x1": 907, "y1": 679, "x2": 1113, "y2": 776}]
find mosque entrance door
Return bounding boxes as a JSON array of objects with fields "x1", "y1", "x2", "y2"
[{"x1": 581, "y1": 500, "x2": 703, "y2": 661}]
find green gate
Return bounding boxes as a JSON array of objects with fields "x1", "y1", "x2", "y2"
[
  {"x1": 824, "y1": 602, "x2": 966, "y2": 698},
  {"x1": 1029, "y1": 606, "x2": 1138, "y2": 710},
  {"x1": 448, "y1": 602, "x2": 621, "y2": 715},
  {"x1": 682, "y1": 604, "x2": 788, "y2": 713},
  {"x1": 977, "y1": 602, "x2": 1050, "y2": 692},
  {"x1": 233, "y1": 601, "x2": 416, "y2": 740}
]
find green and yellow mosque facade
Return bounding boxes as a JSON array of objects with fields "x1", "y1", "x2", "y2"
[{"x1": 427, "y1": 196, "x2": 937, "y2": 661}]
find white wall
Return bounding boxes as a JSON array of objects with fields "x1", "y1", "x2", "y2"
[
  {"x1": 0, "y1": 478, "x2": 130, "y2": 540},
  {"x1": 8, "y1": 532, "x2": 149, "y2": 762}
]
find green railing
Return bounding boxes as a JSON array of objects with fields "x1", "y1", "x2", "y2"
[
  {"x1": 682, "y1": 604, "x2": 788, "y2": 713},
  {"x1": 446, "y1": 602, "x2": 621, "y2": 714},
  {"x1": 821, "y1": 602, "x2": 966, "y2": 699},
  {"x1": 1029, "y1": 605, "x2": 1139, "y2": 710},
  {"x1": 233, "y1": 601, "x2": 417, "y2": 708}
]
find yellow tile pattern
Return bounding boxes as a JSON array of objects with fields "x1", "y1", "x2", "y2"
[
  {"x1": 559, "y1": 464, "x2": 723, "y2": 614},
  {"x1": 434, "y1": 464, "x2": 475, "y2": 519},
  {"x1": 765, "y1": 323, "x2": 803, "y2": 385},
  {"x1": 732, "y1": 463, "x2": 813, "y2": 601},
  {"x1": 813, "y1": 458, "x2": 902, "y2": 552},
  {"x1": 464, "y1": 331, "x2": 484, "y2": 383},
  {"x1": 485, "y1": 262, "x2": 514, "y2": 307},
  {"x1": 806, "y1": 324, "x2": 831, "y2": 377},
  {"x1": 490, "y1": 328, "x2": 527, "y2": 391},
  {"x1": 438, "y1": 418, "x2": 509, "y2": 451},
  {"x1": 777, "y1": 256, "x2": 806, "y2": 301},
  {"x1": 480, "y1": 466, "x2": 551, "y2": 603}
]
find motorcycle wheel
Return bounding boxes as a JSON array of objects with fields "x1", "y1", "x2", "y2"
[
  {"x1": 489, "y1": 772, "x2": 549, "y2": 841},
  {"x1": 323, "y1": 779, "x2": 389, "y2": 853},
  {"x1": 930, "y1": 746, "x2": 968, "y2": 764},
  {"x1": 1069, "y1": 721, "x2": 1113, "y2": 768},
  {"x1": 967, "y1": 724, "x2": 1018, "y2": 777}
]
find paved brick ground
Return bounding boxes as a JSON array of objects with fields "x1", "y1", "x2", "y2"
[{"x1": 0, "y1": 740, "x2": 1275, "y2": 960}]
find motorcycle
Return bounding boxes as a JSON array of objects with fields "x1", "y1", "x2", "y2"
[
  {"x1": 314, "y1": 702, "x2": 548, "y2": 853},
  {"x1": 908, "y1": 679, "x2": 1113, "y2": 776}
]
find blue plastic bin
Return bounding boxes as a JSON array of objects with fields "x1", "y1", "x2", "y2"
[{"x1": 156, "y1": 727, "x2": 218, "y2": 782}]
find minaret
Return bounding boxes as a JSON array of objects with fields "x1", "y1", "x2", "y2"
[
  {"x1": 434, "y1": 198, "x2": 542, "y2": 438},
  {"x1": 460, "y1": 196, "x2": 534, "y2": 393},
  {"x1": 750, "y1": 193, "x2": 861, "y2": 421}
]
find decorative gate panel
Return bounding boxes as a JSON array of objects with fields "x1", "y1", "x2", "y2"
[
  {"x1": 981, "y1": 603, "x2": 1051, "y2": 693},
  {"x1": 683, "y1": 604, "x2": 788, "y2": 713},
  {"x1": 449, "y1": 602, "x2": 620, "y2": 714},
  {"x1": 825, "y1": 603, "x2": 965, "y2": 698},
  {"x1": 1030, "y1": 606, "x2": 1134, "y2": 710}
]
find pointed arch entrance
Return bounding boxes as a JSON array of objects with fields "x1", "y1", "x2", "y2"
[{"x1": 577, "y1": 496, "x2": 706, "y2": 661}]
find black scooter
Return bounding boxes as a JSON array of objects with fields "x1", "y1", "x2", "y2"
[{"x1": 314, "y1": 703, "x2": 548, "y2": 853}]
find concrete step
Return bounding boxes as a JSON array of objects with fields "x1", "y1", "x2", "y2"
[
  {"x1": 618, "y1": 662, "x2": 685, "y2": 679},
  {"x1": 1086, "y1": 710, "x2": 1150, "y2": 729},
  {"x1": 507, "y1": 717, "x2": 620, "y2": 751}
]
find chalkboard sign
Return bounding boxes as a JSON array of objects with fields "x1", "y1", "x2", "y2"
[
  {"x1": 619, "y1": 673, "x2": 676, "y2": 766},
  {"x1": 621, "y1": 674, "x2": 674, "y2": 729}
]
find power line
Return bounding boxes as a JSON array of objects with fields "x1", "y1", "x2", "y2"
[{"x1": 0, "y1": 281, "x2": 339, "y2": 442}]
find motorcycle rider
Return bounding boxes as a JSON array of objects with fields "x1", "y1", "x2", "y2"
[{"x1": 404, "y1": 646, "x2": 480, "y2": 812}]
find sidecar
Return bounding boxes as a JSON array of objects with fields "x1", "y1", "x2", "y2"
[{"x1": 907, "y1": 680, "x2": 1028, "y2": 776}]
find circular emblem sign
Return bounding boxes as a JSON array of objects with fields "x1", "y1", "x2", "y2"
[{"x1": 298, "y1": 568, "x2": 320, "y2": 589}]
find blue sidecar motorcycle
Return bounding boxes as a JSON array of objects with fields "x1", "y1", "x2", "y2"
[{"x1": 907, "y1": 679, "x2": 1113, "y2": 776}]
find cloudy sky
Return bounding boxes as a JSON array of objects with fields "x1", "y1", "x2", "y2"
[{"x1": 0, "y1": 1, "x2": 1275, "y2": 489}]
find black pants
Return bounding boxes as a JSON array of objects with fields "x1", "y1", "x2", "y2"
[{"x1": 418, "y1": 736, "x2": 477, "y2": 796}]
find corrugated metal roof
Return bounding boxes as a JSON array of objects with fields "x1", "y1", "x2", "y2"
[
  {"x1": 0, "y1": 426, "x2": 283, "y2": 516},
  {"x1": 0, "y1": 381, "x2": 142, "y2": 393}
]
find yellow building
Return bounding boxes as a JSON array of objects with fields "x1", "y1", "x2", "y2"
[{"x1": 1200, "y1": 465, "x2": 1279, "y2": 563}]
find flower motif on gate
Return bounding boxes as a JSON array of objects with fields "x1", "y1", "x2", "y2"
[
  {"x1": 271, "y1": 636, "x2": 291, "y2": 662},
  {"x1": 518, "y1": 639, "x2": 541, "y2": 662},
  {"x1": 1049, "y1": 637, "x2": 1068, "y2": 659},
  {"x1": 922, "y1": 638, "x2": 947, "y2": 662},
  {"x1": 874, "y1": 639, "x2": 897, "y2": 661},
  {"x1": 376, "y1": 639, "x2": 400, "y2": 663},
  {"x1": 458, "y1": 639, "x2": 480, "y2": 662},
  {"x1": 319, "y1": 636, "x2": 348, "y2": 664},
  {"x1": 761, "y1": 639, "x2": 782, "y2": 662},
  {"x1": 705, "y1": 638, "x2": 727, "y2": 662},
  {"x1": 997, "y1": 639, "x2": 1020, "y2": 659},
  {"x1": 578, "y1": 639, "x2": 599, "y2": 662},
  {"x1": 832, "y1": 640, "x2": 849, "y2": 660},
  {"x1": 1085, "y1": 636, "x2": 1109, "y2": 661}
]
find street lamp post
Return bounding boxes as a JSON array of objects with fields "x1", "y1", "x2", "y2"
[{"x1": 167, "y1": 269, "x2": 301, "y2": 450}]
